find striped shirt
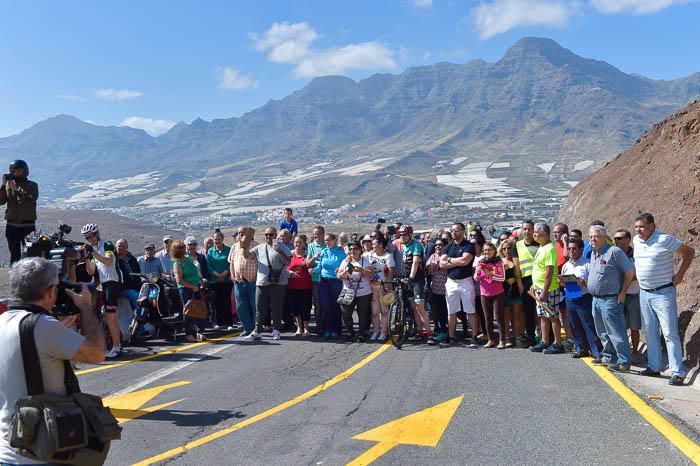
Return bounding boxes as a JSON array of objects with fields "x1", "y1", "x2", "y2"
[{"x1": 633, "y1": 230, "x2": 681, "y2": 290}]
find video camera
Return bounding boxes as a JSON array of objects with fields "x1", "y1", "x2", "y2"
[
  {"x1": 4, "y1": 173, "x2": 14, "y2": 182},
  {"x1": 23, "y1": 224, "x2": 88, "y2": 316}
]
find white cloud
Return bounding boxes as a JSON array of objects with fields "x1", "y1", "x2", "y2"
[
  {"x1": 472, "y1": 0, "x2": 572, "y2": 39},
  {"x1": 95, "y1": 88, "x2": 144, "y2": 100},
  {"x1": 56, "y1": 94, "x2": 88, "y2": 102},
  {"x1": 412, "y1": 0, "x2": 433, "y2": 7},
  {"x1": 216, "y1": 67, "x2": 259, "y2": 90},
  {"x1": 252, "y1": 21, "x2": 397, "y2": 77},
  {"x1": 121, "y1": 116, "x2": 175, "y2": 136},
  {"x1": 590, "y1": 0, "x2": 690, "y2": 14}
]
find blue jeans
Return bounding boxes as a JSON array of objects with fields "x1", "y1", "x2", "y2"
[
  {"x1": 640, "y1": 287, "x2": 685, "y2": 377},
  {"x1": 318, "y1": 277, "x2": 342, "y2": 334},
  {"x1": 178, "y1": 287, "x2": 205, "y2": 336},
  {"x1": 234, "y1": 282, "x2": 256, "y2": 332},
  {"x1": 120, "y1": 288, "x2": 139, "y2": 311},
  {"x1": 566, "y1": 294, "x2": 602, "y2": 357},
  {"x1": 592, "y1": 296, "x2": 632, "y2": 366}
]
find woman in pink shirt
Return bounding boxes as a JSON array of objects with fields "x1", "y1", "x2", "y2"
[{"x1": 474, "y1": 242, "x2": 506, "y2": 349}]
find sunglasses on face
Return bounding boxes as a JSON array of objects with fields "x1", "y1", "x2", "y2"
[
  {"x1": 613, "y1": 237, "x2": 627, "y2": 241},
  {"x1": 265, "y1": 233, "x2": 275, "y2": 236}
]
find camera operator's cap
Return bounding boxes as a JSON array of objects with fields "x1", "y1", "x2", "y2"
[
  {"x1": 162, "y1": 235, "x2": 173, "y2": 242},
  {"x1": 144, "y1": 243, "x2": 156, "y2": 250},
  {"x1": 361, "y1": 234, "x2": 372, "y2": 242}
]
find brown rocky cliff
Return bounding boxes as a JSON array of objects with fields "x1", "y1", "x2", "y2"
[{"x1": 559, "y1": 100, "x2": 700, "y2": 370}]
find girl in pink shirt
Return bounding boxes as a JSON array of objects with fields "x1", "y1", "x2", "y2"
[{"x1": 475, "y1": 242, "x2": 507, "y2": 348}]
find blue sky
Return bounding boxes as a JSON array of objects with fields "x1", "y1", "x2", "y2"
[{"x1": 1, "y1": 0, "x2": 699, "y2": 137}]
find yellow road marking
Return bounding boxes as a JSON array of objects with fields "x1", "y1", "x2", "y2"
[
  {"x1": 348, "y1": 395, "x2": 463, "y2": 465},
  {"x1": 75, "y1": 332, "x2": 240, "y2": 376},
  {"x1": 583, "y1": 358, "x2": 700, "y2": 464},
  {"x1": 132, "y1": 341, "x2": 393, "y2": 466},
  {"x1": 103, "y1": 381, "x2": 191, "y2": 424}
]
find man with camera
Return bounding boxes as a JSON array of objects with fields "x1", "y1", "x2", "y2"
[
  {"x1": 0, "y1": 257, "x2": 106, "y2": 465},
  {"x1": 0, "y1": 160, "x2": 39, "y2": 264}
]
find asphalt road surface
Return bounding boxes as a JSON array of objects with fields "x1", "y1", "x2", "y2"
[{"x1": 77, "y1": 330, "x2": 698, "y2": 466}]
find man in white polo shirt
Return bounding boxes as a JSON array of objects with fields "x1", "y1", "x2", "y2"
[{"x1": 633, "y1": 212, "x2": 695, "y2": 386}]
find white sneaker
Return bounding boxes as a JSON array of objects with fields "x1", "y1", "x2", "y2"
[
  {"x1": 369, "y1": 330, "x2": 380, "y2": 341},
  {"x1": 272, "y1": 329, "x2": 281, "y2": 340},
  {"x1": 378, "y1": 332, "x2": 387, "y2": 341},
  {"x1": 244, "y1": 331, "x2": 261, "y2": 340},
  {"x1": 105, "y1": 347, "x2": 121, "y2": 359},
  {"x1": 211, "y1": 324, "x2": 221, "y2": 331},
  {"x1": 227, "y1": 326, "x2": 235, "y2": 331}
]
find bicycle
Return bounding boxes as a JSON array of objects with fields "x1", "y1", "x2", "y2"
[{"x1": 382, "y1": 277, "x2": 416, "y2": 349}]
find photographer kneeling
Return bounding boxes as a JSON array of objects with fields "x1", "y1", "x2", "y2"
[{"x1": 0, "y1": 257, "x2": 106, "y2": 465}]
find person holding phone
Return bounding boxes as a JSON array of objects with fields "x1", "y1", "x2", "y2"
[{"x1": 560, "y1": 238, "x2": 602, "y2": 359}]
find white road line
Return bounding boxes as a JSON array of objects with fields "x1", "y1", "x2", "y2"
[{"x1": 107, "y1": 340, "x2": 236, "y2": 397}]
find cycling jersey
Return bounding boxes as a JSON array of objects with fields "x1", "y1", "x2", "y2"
[{"x1": 401, "y1": 239, "x2": 425, "y2": 281}]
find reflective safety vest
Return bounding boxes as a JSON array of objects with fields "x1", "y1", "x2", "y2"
[{"x1": 516, "y1": 240, "x2": 536, "y2": 278}]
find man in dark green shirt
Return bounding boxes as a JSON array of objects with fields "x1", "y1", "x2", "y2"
[{"x1": 0, "y1": 160, "x2": 38, "y2": 264}]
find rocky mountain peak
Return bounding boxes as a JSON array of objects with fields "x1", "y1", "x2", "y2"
[{"x1": 498, "y1": 37, "x2": 580, "y2": 66}]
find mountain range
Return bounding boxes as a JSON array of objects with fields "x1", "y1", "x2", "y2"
[{"x1": 2, "y1": 37, "x2": 700, "y2": 224}]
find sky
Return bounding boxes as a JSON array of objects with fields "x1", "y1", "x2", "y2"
[{"x1": 1, "y1": 0, "x2": 700, "y2": 137}]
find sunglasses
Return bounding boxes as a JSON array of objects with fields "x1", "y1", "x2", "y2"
[
  {"x1": 187, "y1": 243, "x2": 197, "y2": 247},
  {"x1": 567, "y1": 247, "x2": 579, "y2": 250},
  {"x1": 613, "y1": 237, "x2": 627, "y2": 241},
  {"x1": 400, "y1": 233, "x2": 410, "y2": 237},
  {"x1": 435, "y1": 244, "x2": 443, "y2": 248},
  {"x1": 265, "y1": 233, "x2": 275, "y2": 236}
]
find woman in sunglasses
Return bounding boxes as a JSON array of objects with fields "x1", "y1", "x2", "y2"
[{"x1": 337, "y1": 241, "x2": 374, "y2": 341}]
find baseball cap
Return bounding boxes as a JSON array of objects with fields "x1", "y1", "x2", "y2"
[
  {"x1": 162, "y1": 235, "x2": 173, "y2": 242},
  {"x1": 361, "y1": 234, "x2": 372, "y2": 242},
  {"x1": 185, "y1": 236, "x2": 197, "y2": 245},
  {"x1": 144, "y1": 243, "x2": 156, "y2": 250}
]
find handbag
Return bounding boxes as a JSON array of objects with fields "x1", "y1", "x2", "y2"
[
  {"x1": 8, "y1": 307, "x2": 121, "y2": 466},
  {"x1": 337, "y1": 258, "x2": 362, "y2": 305},
  {"x1": 183, "y1": 297, "x2": 209, "y2": 320}
]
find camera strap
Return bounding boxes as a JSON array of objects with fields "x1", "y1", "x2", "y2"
[
  {"x1": 264, "y1": 245, "x2": 282, "y2": 276},
  {"x1": 11, "y1": 304, "x2": 81, "y2": 396}
]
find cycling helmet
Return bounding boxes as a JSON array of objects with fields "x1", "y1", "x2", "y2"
[
  {"x1": 80, "y1": 223, "x2": 99, "y2": 235},
  {"x1": 398, "y1": 225, "x2": 413, "y2": 236}
]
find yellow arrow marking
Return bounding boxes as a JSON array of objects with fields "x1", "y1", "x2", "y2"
[
  {"x1": 103, "y1": 381, "x2": 191, "y2": 424},
  {"x1": 348, "y1": 395, "x2": 463, "y2": 465}
]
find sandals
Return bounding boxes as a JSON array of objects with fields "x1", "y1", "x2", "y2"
[
  {"x1": 497, "y1": 342, "x2": 506, "y2": 349},
  {"x1": 484, "y1": 341, "x2": 497, "y2": 348}
]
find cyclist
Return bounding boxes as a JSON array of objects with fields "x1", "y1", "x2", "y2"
[
  {"x1": 399, "y1": 225, "x2": 434, "y2": 344},
  {"x1": 82, "y1": 223, "x2": 124, "y2": 358}
]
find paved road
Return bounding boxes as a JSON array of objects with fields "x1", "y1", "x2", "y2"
[{"x1": 77, "y1": 331, "x2": 696, "y2": 465}]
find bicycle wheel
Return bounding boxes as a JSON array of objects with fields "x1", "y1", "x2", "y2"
[{"x1": 388, "y1": 299, "x2": 407, "y2": 349}]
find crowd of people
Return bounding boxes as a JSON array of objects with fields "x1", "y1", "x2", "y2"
[{"x1": 75, "y1": 207, "x2": 694, "y2": 386}]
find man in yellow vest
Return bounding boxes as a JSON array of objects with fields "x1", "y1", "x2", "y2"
[{"x1": 512, "y1": 219, "x2": 539, "y2": 347}]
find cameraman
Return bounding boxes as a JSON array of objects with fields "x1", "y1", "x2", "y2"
[
  {"x1": 0, "y1": 160, "x2": 38, "y2": 264},
  {"x1": 0, "y1": 258, "x2": 105, "y2": 465}
]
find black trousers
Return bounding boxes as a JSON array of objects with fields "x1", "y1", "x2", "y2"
[
  {"x1": 521, "y1": 275, "x2": 537, "y2": 345},
  {"x1": 6, "y1": 223, "x2": 35, "y2": 264},
  {"x1": 341, "y1": 293, "x2": 372, "y2": 337},
  {"x1": 212, "y1": 282, "x2": 234, "y2": 327}
]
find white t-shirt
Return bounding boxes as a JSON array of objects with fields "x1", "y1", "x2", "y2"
[
  {"x1": 561, "y1": 257, "x2": 590, "y2": 295},
  {"x1": 95, "y1": 239, "x2": 120, "y2": 283},
  {"x1": 367, "y1": 251, "x2": 396, "y2": 284},
  {"x1": 342, "y1": 256, "x2": 373, "y2": 297},
  {"x1": 0, "y1": 309, "x2": 85, "y2": 464}
]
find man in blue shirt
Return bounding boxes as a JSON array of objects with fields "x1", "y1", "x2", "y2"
[{"x1": 280, "y1": 208, "x2": 298, "y2": 236}]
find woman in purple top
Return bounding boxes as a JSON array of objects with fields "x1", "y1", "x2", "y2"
[{"x1": 475, "y1": 242, "x2": 506, "y2": 349}]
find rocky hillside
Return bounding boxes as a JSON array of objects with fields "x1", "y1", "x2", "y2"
[{"x1": 559, "y1": 101, "x2": 700, "y2": 369}]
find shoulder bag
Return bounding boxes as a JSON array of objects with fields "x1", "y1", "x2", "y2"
[{"x1": 9, "y1": 307, "x2": 121, "y2": 466}]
